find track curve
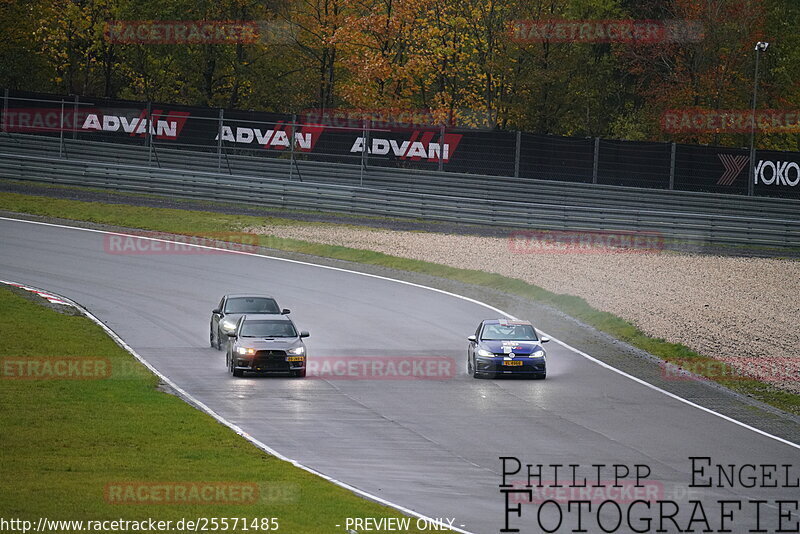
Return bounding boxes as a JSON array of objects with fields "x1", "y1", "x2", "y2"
[{"x1": 1, "y1": 217, "x2": 798, "y2": 534}]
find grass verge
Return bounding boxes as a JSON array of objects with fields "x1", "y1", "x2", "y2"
[
  {"x1": 0, "y1": 285, "x2": 428, "y2": 533},
  {"x1": 0, "y1": 190, "x2": 797, "y2": 415}
]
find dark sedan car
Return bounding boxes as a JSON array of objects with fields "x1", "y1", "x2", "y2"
[
  {"x1": 467, "y1": 319, "x2": 549, "y2": 379},
  {"x1": 225, "y1": 314, "x2": 309, "y2": 377},
  {"x1": 210, "y1": 294, "x2": 290, "y2": 349}
]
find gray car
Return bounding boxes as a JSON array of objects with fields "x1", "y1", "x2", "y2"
[
  {"x1": 210, "y1": 294, "x2": 290, "y2": 350},
  {"x1": 225, "y1": 314, "x2": 309, "y2": 377}
]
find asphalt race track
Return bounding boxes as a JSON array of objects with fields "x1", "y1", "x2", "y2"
[{"x1": 1, "y1": 217, "x2": 798, "y2": 534}]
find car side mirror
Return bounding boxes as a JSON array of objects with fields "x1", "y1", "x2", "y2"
[
  {"x1": 212, "y1": 308, "x2": 220, "y2": 314},
  {"x1": 299, "y1": 331, "x2": 310, "y2": 338},
  {"x1": 540, "y1": 336, "x2": 550, "y2": 343},
  {"x1": 467, "y1": 335, "x2": 477, "y2": 342},
  {"x1": 226, "y1": 332, "x2": 237, "y2": 338},
  {"x1": 281, "y1": 309, "x2": 291, "y2": 315}
]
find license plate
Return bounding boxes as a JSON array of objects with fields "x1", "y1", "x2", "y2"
[
  {"x1": 503, "y1": 360, "x2": 523, "y2": 366},
  {"x1": 287, "y1": 356, "x2": 305, "y2": 362}
]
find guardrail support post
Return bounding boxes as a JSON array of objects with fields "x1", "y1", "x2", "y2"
[
  {"x1": 514, "y1": 131, "x2": 521, "y2": 178},
  {"x1": 217, "y1": 108, "x2": 224, "y2": 172},
  {"x1": 592, "y1": 137, "x2": 600, "y2": 184},
  {"x1": 1, "y1": 89, "x2": 8, "y2": 132},
  {"x1": 669, "y1": 142, "x2": 676, "y2": 190},
  {"x1": 59, "y1": 99, "x2": 65, "y2": 158},
  {"x1": 748, "y1": 146, "x2": 755, "y2": 196}
]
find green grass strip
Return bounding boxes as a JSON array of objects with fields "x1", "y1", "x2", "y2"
[
  {"x1": 0, "y1": 190, "x2": 796, "y2": 415},
  {"x1": 0, "y1": 285, "x2": 428, "y2": 532}
]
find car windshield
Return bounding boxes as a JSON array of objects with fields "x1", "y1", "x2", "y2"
[
  {"x1": 481, "y1": 324, "x2": 538, "y2": 341},
  {"x1": 240, "y1": 320, "x2": 297, "y2": 338},
  {"x1": 224, "y1": 297, "x2": 279, "y2": 314}
]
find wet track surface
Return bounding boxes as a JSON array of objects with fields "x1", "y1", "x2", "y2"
[{"x1": 1, "y1": 217, "x2": 798, "y2": 534}]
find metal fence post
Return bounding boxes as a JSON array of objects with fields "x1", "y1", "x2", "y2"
[
  {"x1": 217, "y1": 108, "x2": 224, "y2": 172},
  {"x1": 669, "y1": 142, "x2": 676, "y2": 190},
  {"x1": 289, "y1": 114, "x2": 296, "y2": 181},
  {"x1": 748, "y1": 146, "x2": 756, "y2": 196},
  {"x1": 2, "y1": 89, "x2": 8, "y2": 132},
  {"x1": 592, "y1": 137, "x2": 600, "y2": 184},
  {"x1": 439, "y1": 123, "x2": 446, "y2": 172},
  {"x1": 514, "y1": 131, "x2": 521, "y2": 178},
  {"x1": 360, "y1": 118, "x2": 367, "y2": 186},
  {"x1": 365, "y1": 118, "x2": 370, "y2": 171},
  {"x1": 59, "y1": 99, "x2": 65, "y2": 158},
  {"x1": 146, "y1": 101, "x2": 152, "y2": 165},
  {"x1": 72, "y1": 95, "x2": 79, "y2": 139}
]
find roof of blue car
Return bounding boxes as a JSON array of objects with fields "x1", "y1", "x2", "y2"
[{"x1": 483, "y1": 318, "x2": 533, "y2": 326}]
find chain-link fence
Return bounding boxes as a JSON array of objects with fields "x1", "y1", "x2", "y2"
[{"x1": 2, "y1": 89, "x2": 799, "y2": 199}]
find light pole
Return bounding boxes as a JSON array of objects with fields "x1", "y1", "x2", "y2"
[{"x1": 748, "y1": 41, "x2": 769, "y2": 196}]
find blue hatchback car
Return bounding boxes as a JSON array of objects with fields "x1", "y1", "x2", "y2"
[{"x1": 467, "y1": 319, "x2": 550, "y2": 379}]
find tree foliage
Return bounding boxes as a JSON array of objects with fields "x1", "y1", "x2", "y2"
[{"x1": 1, "y1": 0, "x2": 797, "y2": 148}]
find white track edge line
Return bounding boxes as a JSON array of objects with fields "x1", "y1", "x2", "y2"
[
  {"x1": 2, "y1": 215, "x2": 798, "y2": 454},
  {"x1": 0, "y1": 278, "x2": 473, "y2": 534}
]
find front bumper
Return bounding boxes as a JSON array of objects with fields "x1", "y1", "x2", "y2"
[
  {"x1": 233, "y1": 352, "x2": 305, "y2": 374},
  {"x1": 475, "y1": 356, "x2": 546, "y2": 376}
]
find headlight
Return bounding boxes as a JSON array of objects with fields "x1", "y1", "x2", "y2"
[
  {"x1": 221, "y1": 320, "x2": 236, "y2": 332},
  {"x1": 287, "y1": 347, "x2": 305, "y2": 355},
  {"x1": 236, "y1": 347, "x2": 256, "y2": 356},
  {"x1": 530, "y1": 349, "x2": 546, "y2": 360},
  {"x1": 476, "y1": 348, "x2": 494, "y2": 358}
]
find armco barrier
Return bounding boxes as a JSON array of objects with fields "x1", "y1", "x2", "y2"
[
  {"x1": 2, "y1": 133, "x2": 799, "y2": 221},
  {"x1": 4, "y1": 132, "x2": 800, "y2": 219},
  {"x1": 1, "y1": 133, "x2": 799, "y2": 248}
]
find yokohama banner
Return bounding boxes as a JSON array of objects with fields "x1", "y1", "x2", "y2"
[{"x1": 674, "y1": 144, "x2": 800, "y2": 198}]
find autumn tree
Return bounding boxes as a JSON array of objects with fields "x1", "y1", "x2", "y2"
[
  {"x1": 279, "y1": 0, "x2": 348, "y2": 110},
  {"x1": 33, "y1": 0, "x2": 122, "y2": 96},
  {"x1": 617, "y1": 0, "x2": 768, "y2": 145},
  {"x1": 0, "y1": 0, "x2": 797, "y2": 149},
  {"x1": 333, "y1": 0, "x2": 422, "y2": 110}
]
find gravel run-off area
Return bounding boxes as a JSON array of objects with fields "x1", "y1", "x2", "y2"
[{"x1": 244, "y1": 224, "x2": 800, "y2": 394}]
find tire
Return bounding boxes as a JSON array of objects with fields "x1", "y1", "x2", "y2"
[
  {"x1": 535, "y1": 372, "x2": 546, "y2": 380},
  {"x1": 294, "y1": 368, "x2": 306, "y2": 378},
  {"x1": 210, "y1": 328, "x2": 215, "y2": 348},
  {"x1": 212, "y1": 326, "x2": 221, "y2": 350},
  {"x1": 229, "y1": 353, "x2": 244, "y2": 377},
  {"x1": 467, "y1": 356, "x2": 480, "y2": 378}
]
